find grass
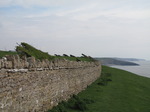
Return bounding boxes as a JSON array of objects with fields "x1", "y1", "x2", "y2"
[
  {"x1": 1, "y1": 43, "x2": 95, "y2": 62},
  {"x1": 0, "y1": 50, "x2": 17, "y2": 58},
  {"x1": 15, "y1": 42, "x2": 95, "y2": 62},
  {"x1": 16, "y1": 42, "x2": 54, "y2": 60},
  {"x1": 48, "y1": 66, "x2": 150, "y2": 112}
]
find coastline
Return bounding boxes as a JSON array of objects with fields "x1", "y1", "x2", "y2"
[{"x1": 110, "y1": 60, "x2": 150, "y2": 78}]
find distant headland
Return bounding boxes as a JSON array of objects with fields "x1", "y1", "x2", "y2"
[{"x1": 95, "y1": 57, "x2": 140, "y2": 66}]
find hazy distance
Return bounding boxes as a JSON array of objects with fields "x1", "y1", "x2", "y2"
[{"x1": 0, "y1": 0, "x2": 150, "y2": 60}]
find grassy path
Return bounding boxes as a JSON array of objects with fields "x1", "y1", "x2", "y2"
[{"x1": 48, "y1": 66, "x2": 150, "y2": 112}]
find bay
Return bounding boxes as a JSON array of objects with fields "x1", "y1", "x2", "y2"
[{"x1": 110, "y1": 61, "x2": 150, "y2": 78}]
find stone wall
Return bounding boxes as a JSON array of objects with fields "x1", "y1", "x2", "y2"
[{"x1": 0, "y1": 55, "x2": 101, "y2": 112}]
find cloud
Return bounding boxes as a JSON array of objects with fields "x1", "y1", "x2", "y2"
[
  {"x1": 0, "y1": 0, "x2": 150, "y2": 59},
  {"x1": 59, "y1": 7, "x2": 150, "y2": 21},
  {"x1": 0, "y1": 0, "x2": 13, "y2": 7},
  {"x1": 0, "y1": 0, "x2": 87, "y2": 8}
]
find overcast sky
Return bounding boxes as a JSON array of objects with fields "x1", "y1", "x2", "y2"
[{"x1": 0, "y1": 0, "x2": 150, "y2": 60}]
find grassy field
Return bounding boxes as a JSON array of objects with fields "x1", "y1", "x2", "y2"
[
  {"x1": 48, "y1": 66, "x2": 150, "y2": 112},
  {"x1": 0, "y1": 50, "x2": 17, "y2": 58}
]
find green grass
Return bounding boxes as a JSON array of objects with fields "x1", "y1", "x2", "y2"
[
  {"x1": 0, "y1": 50, "x2": 17, "y2": 58},
  {"x1": 16, "y1": 42, "x2": 95, "y2": 62},
  {"x1": 48, "y1": 66, "x2": 150, "y2": 112},
  {"x1": 1, "y1": 43, "x2": 95, "y2": 62},
  {"x1": 16, "y1": 42, "x2": 54, "y2": 60}
]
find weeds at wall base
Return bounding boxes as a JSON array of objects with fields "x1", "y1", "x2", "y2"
[
  {"x1": 47, "y1": 95, "x2": 96, "y2": 112},
  {"x1": 97, "y1": 72, "x2": 112, "y2": 86},
  {"x1": 47, "y1": 73, "x2": 112, "y2": 112}
]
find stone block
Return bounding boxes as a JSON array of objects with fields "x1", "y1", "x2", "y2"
[
  {"x1": 27, "y1": 56, "x2": 36, "y2": 68},
  {"x1": 0, "y1": 59, "x2": 2, "y2": 69}
]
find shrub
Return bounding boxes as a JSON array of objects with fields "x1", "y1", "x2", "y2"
[
  {"x1": 15, "y1": 42, "x2": 96, "y2": 62},
  {"x1": 70, "y1": 55, "x2": 76, "y2": 57},
  {"x1": 74, "y1": 100, "x2": 87, "y2": 111},
  {"x1": 63, "y1": 54, "x2": 68, "y2": 57},
  {"x1": 68, "y1": 95, "x2": 88, "y2": 111},
  {"x1": 16, "y1": 42, "x2": 54, "y2": 60}
]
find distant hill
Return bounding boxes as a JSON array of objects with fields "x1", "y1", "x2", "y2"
[
  {"x1": 115, "y1": 58, "x2": 145, "y2": 62},
  {"x1": 95, "y1": 58, "x2": 139, "y2": 66}
]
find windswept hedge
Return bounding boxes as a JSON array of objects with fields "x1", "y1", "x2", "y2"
[
  {"x1": 16, "y1": 42, "x2": 54, "y2": 60},
  {"x1": 15, "y1": 42, "x2": 95, "y2": 62}
]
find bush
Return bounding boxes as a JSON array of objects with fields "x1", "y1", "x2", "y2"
[
  {"x1": 70, "y1": 55, "x2": 76, "y2": 57},
  {"x1": 74, "y1": 100, "x2": 87, "y2": 111},
  {"x1": 63, "y1": 54, "x2": 68, "y2": 57},
  {"x1": 69, "y1": 95, "x2": 88, "y2": 111},
  {"x1": 16, "y1": 42, "x2": 54, "y2": 60},
  {"x1": 15, "y1": 43, "x2": 96, "y2": 62}
]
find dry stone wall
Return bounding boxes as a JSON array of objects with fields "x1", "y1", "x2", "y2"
[{"x1": 0, "y1": 55, "x2": 101, "y2": 112}]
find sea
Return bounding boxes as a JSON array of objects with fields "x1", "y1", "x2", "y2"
[{"x1": 110, "y1": 61, "x2": 150, "y2": 78}]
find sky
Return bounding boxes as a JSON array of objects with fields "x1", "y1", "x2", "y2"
[{"x1": 0, "y1": 0, "x2": 150, "y2": 60}]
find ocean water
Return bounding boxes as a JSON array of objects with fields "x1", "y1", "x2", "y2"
[{"x1": 110, "y1": 61, "x2": 150, "y2": 78}]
